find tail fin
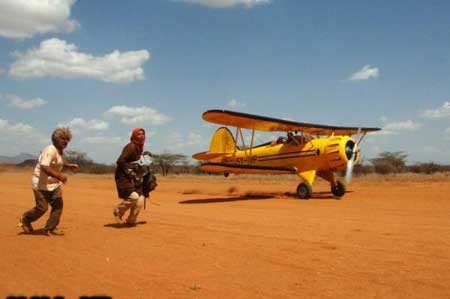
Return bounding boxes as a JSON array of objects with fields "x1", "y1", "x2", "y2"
[{"x1": 210, "y1": 127, "x2": 237, "y2": 153}]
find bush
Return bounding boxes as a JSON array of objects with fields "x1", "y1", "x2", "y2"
[
  {"x1": 408, "y1": 162, "x2": 450, "y2": 174},
  {"x1": 371, "y1": 151, "x2": 408, "y2": 174},
  {"x1": 64, "y1": 150, "x2": 115, "y2": 174}
]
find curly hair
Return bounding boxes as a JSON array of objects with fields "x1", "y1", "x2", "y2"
[{"x1": 51, "y1": 127, "x2": 72, "y2": 144}]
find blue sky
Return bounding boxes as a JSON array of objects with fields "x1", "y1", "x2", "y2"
[{"x1": 0, "y1": 0, "x2": 449, "y2": 164}]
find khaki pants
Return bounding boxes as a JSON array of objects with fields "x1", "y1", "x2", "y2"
[
  {"x1": 23, "y1": 188, "x2": 63, "y2": 231},
  {"x1": 114, "y1": 192, "x2": 145, "y2": 224}
]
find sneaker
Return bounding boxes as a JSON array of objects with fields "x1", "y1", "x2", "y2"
[
  {"x1": 18, "y1": 216, "x2": 34, "y2": 234},
  {"x1": 44, "y1": 228, "x2": 64, "y2": 236},
  {"x1": 113, "y1": 209, "x2": 123, "y2": 224}
]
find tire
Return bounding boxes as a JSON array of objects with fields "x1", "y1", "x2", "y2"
[
  {"x1": 297, "y1": 182, "x2": 312, "y2": 199},
  {"x1": 331, "y1": 180, "x2": 346, "y2": 198}
]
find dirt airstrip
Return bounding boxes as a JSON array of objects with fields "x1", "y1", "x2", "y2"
[{"x1": 1, "y1": 168, "x2": 450, "y2": 299}]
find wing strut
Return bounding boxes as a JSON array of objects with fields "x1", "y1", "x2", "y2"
[
  {"x1": 236, "y1": 127, "x2": 248, "y2": 159},
  {"x1": 356, "y1": 131, "x2": 367, "y2": 146},
  {"x1": 249, "y1": 127, "x2": 255, "y2": 157}
]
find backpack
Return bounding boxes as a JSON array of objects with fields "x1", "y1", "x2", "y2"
[{"x1": 148, "y1": 173, "x2": 157, "y2": 192}]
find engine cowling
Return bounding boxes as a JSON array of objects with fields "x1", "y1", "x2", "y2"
[{"x1": 323, "y1": 136, "x2": 358, "y2": 171}]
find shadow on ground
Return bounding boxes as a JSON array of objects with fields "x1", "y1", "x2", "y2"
[
  {"x1": 181, "y1": 190, "x2": 353, "y2": 204},
  {"x1": 104, "y1": 221, "x2": 147, "y2": 229},
  {"x1": 17, "y1": 228, "x2": 65, "y2": 237},
  {"x1": 179, "y1": 194, "x2": 274, "y2": 204}
]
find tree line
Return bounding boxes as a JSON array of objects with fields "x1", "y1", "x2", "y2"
[
  {"x1": 17, "y1": 150, "x2": 449, "y2": 176},
  {"x1": 355, "y1": 151, "x2": 450, "y2": 175},
  {"x1": 62, "y1": 150, "x2": 195, "y2": 176}
]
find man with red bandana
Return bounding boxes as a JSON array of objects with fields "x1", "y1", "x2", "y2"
[{"x1": 113, "y1": 128, "x2": 154, "y2": 225}]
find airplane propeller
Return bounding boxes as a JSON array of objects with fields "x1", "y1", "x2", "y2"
[
  {"x1": 345, "y1": 129, "x2": 361, "y2": 184},
  {"x1": 345, "y1": 143, "x2": 357, "y2": 183}
]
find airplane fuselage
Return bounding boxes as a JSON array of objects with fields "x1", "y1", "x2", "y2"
[{"x1": 227, "y1": 135, "x2": 356, "y2": 173}]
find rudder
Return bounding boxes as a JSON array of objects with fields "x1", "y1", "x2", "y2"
[{"x1": 210, "y1": 127, "x2": 237, "y2": 153}]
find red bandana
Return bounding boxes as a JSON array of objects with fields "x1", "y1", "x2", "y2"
[{"x1": 130, "y1": 128, "x2": 145, "y2": 156}]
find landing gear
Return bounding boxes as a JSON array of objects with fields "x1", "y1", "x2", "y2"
[
  {"x1": 331, "y1": 180, "x2": 346, "y2": 198},
  {"x1": 297, "y1": 182, "x2": 312, "y2": 199}
]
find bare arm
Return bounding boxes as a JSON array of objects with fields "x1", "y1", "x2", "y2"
[
  {"x1": 41, "y1": 165, "x2": 68, "y2": 184},
  {"x1": 64, "y1": 161, "x2": 79, "y2": 172}
]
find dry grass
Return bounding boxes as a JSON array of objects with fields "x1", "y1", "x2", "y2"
[
  {"x1": 2, "y1": 164, "x2": 449, "y2": 183},
  {"x1": 0, "y1": 164, "x2": 32, "y2": 173},
  {"x1": 355, "y1": 172, "x2": 450, "y2": 183}
]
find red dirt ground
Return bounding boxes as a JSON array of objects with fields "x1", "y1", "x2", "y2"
[{"x1": 1, "y1": 169, "x2": 450, "y2": 299}]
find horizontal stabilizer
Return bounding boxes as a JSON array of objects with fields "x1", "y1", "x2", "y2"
[
  {"x1": 192, "y1": 151, "x2": 230, "y2": 161},
  {"x1": 200, "y1": 162, "x2": 296, "y2": 175}
]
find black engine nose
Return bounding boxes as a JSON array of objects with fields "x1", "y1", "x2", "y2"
[{"x1": 345, "y1": 140, "x2": 355, "y2": 160}]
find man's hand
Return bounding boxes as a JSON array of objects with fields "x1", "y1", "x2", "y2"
[
  {"x1": 59, "y1": 173, "x2": 68, "y2": 184},
  {"x1": 42, "y1": 165, "x2": 68, "y2": 184},
  {"x1": 66, "y1": 163, "x2": 79, "y2": 172}
]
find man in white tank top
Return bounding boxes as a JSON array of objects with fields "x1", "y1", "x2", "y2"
[{"x1": 19, "y1": 127, "x2": 78, "y2": 236}]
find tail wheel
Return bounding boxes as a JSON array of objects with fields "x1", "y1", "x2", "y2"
[
  {"x1": 331, "y1": 180, "x2": 346, "y2": 199},
  {"x1": 297, "y1": 182, "x2": 312, "y2": 199}
]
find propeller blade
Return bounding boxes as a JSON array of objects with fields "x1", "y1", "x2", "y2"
[
  {"x1": 345, "y1": 132, "x2": 360, "y2": 183},
  {"x1": 345, "y1": 155, "x2": 355, "y2": 183},
  {"x1": 345, "y1": 128, "x2": 361, "y2": 184}
]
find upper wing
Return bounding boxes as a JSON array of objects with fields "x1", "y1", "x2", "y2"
[{"x1": 203, "y1": 110, "x2": 381, "y2": 136}]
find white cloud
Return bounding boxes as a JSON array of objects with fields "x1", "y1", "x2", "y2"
[
  {"x1": 0, "y1": 118, "x2": 35, "y2": 135},
  {"x1": 348, "y1": 65, "x2": 379, "y2": 81},
  {"x1": 421, "y1": 101, "x2": 450, "y2": 119},
  {"x1": 105, "y1": 105, "x2": 171, "y2": 126},
  {"x1": 187, "y1": 132, "x2": 203, "y2": 146},
  {"x1": 0, "y1": 66, "x2": 5, "y2": 75},
  {"x1": 228, "y1": 98, "x2": 246, "y2": 109},
  {"x1": 167, "y1": 131, "x2": 204, "y2": 149},
  {"x1": 378, "y1": 120, "x2": 422, "y2": 135},
  {"x1": 4, "y1": 94, "x2": 47, "y2": 109},
  {"x1": 0, "y1": 117, "x2": 48, "y2": 156},
  {"x1": 176, "y1": 0, "x2": 270, "y2": 8},
  {"x1": 58, "y1": 117, "x2": 109, "y2": 131},
  {"x1": 9, "y1": 38, "x2": 150, "y2": 83},
  {"x1": 0, "y1": 0, "x2": 79, "y2": 39}
]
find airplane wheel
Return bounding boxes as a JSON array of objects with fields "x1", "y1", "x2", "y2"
[
  {"x1": 331, "y1": 180, "x2": 346, "y2": 198},
  {"x1": 297, "y1": 182, "x2": 312, "y2": 199}
]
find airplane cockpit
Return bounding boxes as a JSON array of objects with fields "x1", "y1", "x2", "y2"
[
  {"x1": 286, "y1": 132, "x2": 312, "y2": 145},
  {"x1": 270, "y1": 132, "x2": 312, "y2": 146}
]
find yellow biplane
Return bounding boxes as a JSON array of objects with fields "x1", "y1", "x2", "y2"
[{"x1": 193, "y1": 110, "x2": 381, "y2": 199}]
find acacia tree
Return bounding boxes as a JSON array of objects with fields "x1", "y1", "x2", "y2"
[
  {"x1": 370, "y1": 151, "x2": 408, "y2": 174},
  {"x1": 64, "y1": 150, "x2": 93, "y2": 166},
  {"x1": 64, "y1": 150, "x2": 115, "y2": 173},
  {"x1": 152, "y1": 152, "x2": 187, "y2": 176}
]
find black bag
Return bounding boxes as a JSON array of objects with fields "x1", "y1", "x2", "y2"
[{"x1": 147, "y1": 173, "x2": 157, "y2": 192}]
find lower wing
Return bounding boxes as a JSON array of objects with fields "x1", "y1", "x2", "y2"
[{"x1": 200, "y1": 162, "x2": 296, "y2": 175}]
